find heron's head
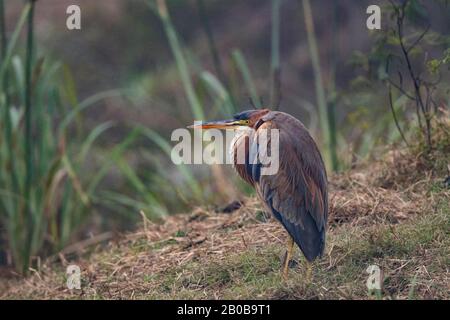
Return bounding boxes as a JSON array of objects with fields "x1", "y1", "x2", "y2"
[{"x1": 188, "y1": 109, "x2": 270, "y2": 130}]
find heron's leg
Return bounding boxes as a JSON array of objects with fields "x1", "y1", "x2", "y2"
[{"x1": 282, "y1": 235, "x2": 294, "y2": 279}]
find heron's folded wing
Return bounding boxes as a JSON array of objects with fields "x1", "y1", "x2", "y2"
[{"x1": 255, "y1": 120, "x2": 328, "y2": 261}]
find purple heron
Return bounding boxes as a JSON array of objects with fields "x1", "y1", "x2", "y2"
[{"x1": 190, "y1": 109, "x2": 328, "y2": 278}]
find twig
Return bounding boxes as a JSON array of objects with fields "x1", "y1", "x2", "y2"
[
  {"x1": 48, "y1": 232, "x2": 114, "y2": 262},
  {"x1": 396, "y1": 2, "x2": 432, "y2": 147},
  {"x1": 407, "y1": 24, "x2": 430, "y2": 53},
  {"x1": 388, "y1": 83, "x2": 410, "y2": 147}
]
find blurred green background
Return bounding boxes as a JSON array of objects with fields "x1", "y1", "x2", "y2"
[{"x1": 0, "y1": 0, "x2": 449, "y2": 273}]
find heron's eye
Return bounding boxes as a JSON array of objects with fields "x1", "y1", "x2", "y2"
[{"x1": 243, "y1": 120, "x2": 250, "y2": 124}]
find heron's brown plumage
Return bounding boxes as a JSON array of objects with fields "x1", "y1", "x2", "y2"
[{"x1": 232, "y1": 110, "x2": 328, "y2": 261}]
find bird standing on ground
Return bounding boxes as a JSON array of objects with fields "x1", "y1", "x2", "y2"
[{"x1": 190, "y1": 109, "x2": 328, "y2": 279}]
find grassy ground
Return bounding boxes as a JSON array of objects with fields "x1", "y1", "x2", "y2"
[{"x1": 1, "y1": 144, "x2": 449, "y2": 299}]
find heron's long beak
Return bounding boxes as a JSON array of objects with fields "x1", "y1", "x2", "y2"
[{"x1": 188, "y1": 119, "x2": 246, "y2": 130}]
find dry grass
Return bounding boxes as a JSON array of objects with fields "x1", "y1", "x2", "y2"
[{"x1": 1, "y1": 141, "x2": 449, "y2": 299}]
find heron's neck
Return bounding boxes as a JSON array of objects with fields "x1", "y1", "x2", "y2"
[{"x1": 229, "y1": 127, "x2": 253, "y2": 159}]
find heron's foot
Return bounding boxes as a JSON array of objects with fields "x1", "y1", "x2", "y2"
[
  {"x1": 282, "y1": 236, "x2": 295, "y2": 280},
  {"x1": 281, "y1": 251, "x2": 298, "y2": 280},
  {"x1": 281, "y1": 251, "x2": 298, "y2": 268},
  {"x1": 288, "y1": 259, "x2": 299, "y2": 268}
]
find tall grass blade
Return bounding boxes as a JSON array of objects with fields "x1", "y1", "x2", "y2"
[
  {"x1": 231, "y1": 49, "x2": 261, "y2": 108},
  {"x1": 0, "y1": 3, "x2": 29, "y2": 197},
  {"x1": 114, "y1": 158, "x2": 168, "y2": 218},
  {"x1": 200, "y1": 71, "x2": 235, "y2": 115},
  {"x1": 196, "y1": 0, "x2": 231, "y2": 102},
  {"x1": 151, "y1": 0, "x2": 205, "y2": 120},
  {"x1": 78, "y1": 121, "x2": 115, "y2": 163},
  {"x1": 0, "y1": 0, "x2": 5, "y2": 59},
  {"x1": 58, "y1": 89, "x2": 122, "y2": 135},
  {"x1": 87, "y1": 128, "x2": 140, "y2": 195},
  {"x1": 270, "y1": 0, "x2": 281, "y2": 109},
  {"x1": 301, "y1": 0, "x2": 337, "y2": 171},
  {"x1": 22, "y1": 0, "x2": 36, "y2": 273},
  {"x1": 327, "y1": 1, "x2": 339, "y2": 170},
  {"x1": 140, "y1": 127, "x2": 203, "y2": 202},
  {"x1": 0, "y1": 3, "x2": 30, "y2": 87}
]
